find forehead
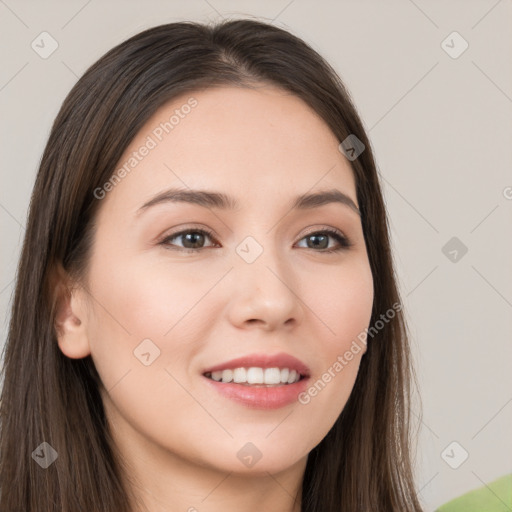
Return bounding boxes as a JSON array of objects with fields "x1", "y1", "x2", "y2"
[{"x1": 101, "y1": 85, "x2": 357, "y2": 215}]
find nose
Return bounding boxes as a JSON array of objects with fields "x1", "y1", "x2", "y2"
[{"x1": 225, "y1": 242, "x2": 305, "y2": 331}]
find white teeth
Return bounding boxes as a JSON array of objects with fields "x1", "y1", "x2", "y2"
[
  {"x1": 233, "y1": 368, "x2": 247, "y2": 383},
  {"x1": 221, "y1": 369, "x2": 233, "y2": 383},
  {"x1": 247, "y1": 367, "x2": 264, "y2": 384},
  {"x1": 287, "y1": 369, "x2": 297, "y2": 384},
  {"x1": 206, "y1": 367, "x2": 302, "y2": 385},
  {"x1": 264, "y1": 368, "x2": 281, "y2": 385},
  {"x1": 211, "y1": 371, "x2": 223, "y2": 381}
]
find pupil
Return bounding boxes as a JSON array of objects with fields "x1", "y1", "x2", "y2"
[
  {"x1": 309, "y1": 234, "x2": 327, "y2": 249},
  {"x1": 184, "y1": 232, "x2": 204, "y2": 248}
]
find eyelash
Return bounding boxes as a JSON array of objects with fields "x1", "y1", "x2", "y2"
[{"x1": 158, "y1": 227, "x2": 353, "y2": 254}]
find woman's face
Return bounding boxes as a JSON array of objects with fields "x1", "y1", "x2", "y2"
[{"x1": 64, "y1": 85, "x2": 374, "y2": 476}]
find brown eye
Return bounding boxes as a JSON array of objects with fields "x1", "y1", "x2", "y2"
[
  {"x1": 296, "y1": 229, "x2": 352, "y2": 253},
  {"x1": 160, "y1": 228, "x2": 217, "y2": 252}
]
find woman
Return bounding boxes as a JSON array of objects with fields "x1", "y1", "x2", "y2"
[{"x1": 0, "y1": 18, "x2": 424, "y2": 512}]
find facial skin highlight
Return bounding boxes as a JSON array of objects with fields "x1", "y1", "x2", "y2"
[{"x1": 55, "y1": 85, "x2": 374, "y2": 512}]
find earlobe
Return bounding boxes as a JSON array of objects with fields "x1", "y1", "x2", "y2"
[{"x1": 52, "y1": 264, "x2": 91, "y2": 359}]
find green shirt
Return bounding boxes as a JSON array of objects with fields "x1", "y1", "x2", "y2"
[{"x1": 435, "y1": 474, "x2": 512, "y2": 512}]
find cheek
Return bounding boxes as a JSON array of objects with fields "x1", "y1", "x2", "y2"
[
  {"x1": 84, "y1": 258, "x2": 205, "y2": 440},
  {"x1": 296, "y1": 258, "x2": 373, "y2": 419},
  {"x1": 306, "y1": 256, "x2": 374, "y2": 351},
  {"x1": 84, "y1": 252, "x2": 222, "y2": 389},
  {"x1": 88, "y1": 244, "x2": 212, "y2": 336}
]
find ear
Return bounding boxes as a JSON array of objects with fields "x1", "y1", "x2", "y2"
[{"x1": 51, "y1": 263, "x2": 91, "y2": 359}]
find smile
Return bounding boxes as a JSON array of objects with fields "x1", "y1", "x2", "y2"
[{"x1": 204, "y1": 367, "x2": 303, "y2": 386}]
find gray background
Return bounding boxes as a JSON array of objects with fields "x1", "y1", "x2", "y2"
[{"x1": 1, "y1": 1, "x2": 511, "y2": 510}]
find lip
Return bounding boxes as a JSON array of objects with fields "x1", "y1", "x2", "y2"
[
  {"x1": 202, "y1": 352, "x2": 311, "y2": 410},
  {"x1": 202, "y1": 352, "x2": 311, "y2": 377},
  {"x1": 203, "y1": 377, "x2": 310, "y2": 409}
]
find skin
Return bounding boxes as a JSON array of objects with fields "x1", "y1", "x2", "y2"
[{"x1": 54, "y1": 85, "x2": 374, "y2": 512}]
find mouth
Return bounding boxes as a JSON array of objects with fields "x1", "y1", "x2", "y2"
[
  {"x1": 201, "y1": 352, "x2": 311, "y2": 409},
  {"x1": 203, "y1": 367, "x2": 306, "y2": 387},
  {"x1": 201, "y1": 352, "x2": 310, "y2": 386}
]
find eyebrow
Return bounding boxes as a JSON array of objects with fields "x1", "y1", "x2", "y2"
[{"x1": 136, "y1": 187, "x2": 360, "y2": 216}]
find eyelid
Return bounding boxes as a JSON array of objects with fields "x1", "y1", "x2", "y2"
[{"x1": 300, "y1": 225, "x2": 349, "y2": 241}]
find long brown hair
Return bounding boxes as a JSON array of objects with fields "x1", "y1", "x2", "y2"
[{"x1": 0, "y1": 18, "x2": 424, "y2": 511}]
